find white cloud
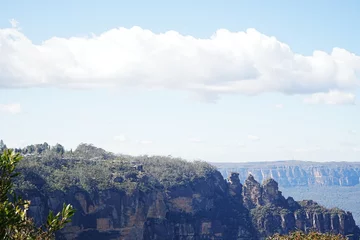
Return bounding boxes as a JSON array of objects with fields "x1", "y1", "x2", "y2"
[
  {"x1": 348, "y1": 130, "x2": 357, "y2": 135},
  {"x1": 0, "y1": 103, "x2": 21, "y2": 114},
  {"x1": 187, "y1": 92, "x2": 219, "y2": 103},
  {"x1": 248, "y1": 135, "x2": 260, "y2": 141},
  {"x1": 303, "y1": 90, "x2": 356, "y2": 105},
  {"x1": 275, "y1": 104, "x2": 284, "y2": 109},
  {"x1": 294, "y1": 148, "x2": 309, "y2": 153},
  {"x1": 17, "y1": 139, "x2": 27, "y2": 148},
  {"x1": 294, "y1": 146, "x2": 321, "y2": 152},
  {"x1": 238, "y1": 143, "x2": 246, "y2": 148},
  {"x1": 353, "y1": 147, "x2": 360, "y2": 152},
  {"x1": 340, "y1": 141, "x2": 357, "y2": 147},
  {"x1": 138, "y1": 140, "x2": 153, "y2": 145},
  {"x1": 0, "y1": 26, "x2": 360, "y2": 100},
  {"x1": 188, "y1": 137, "x2": 202, "y2": 143},
  {"x1": 9, "y1": 19, "x2": 19, "y2": 28},
  {"x1": 113, "y1": 135, "x2": 126, "y2": 142}
]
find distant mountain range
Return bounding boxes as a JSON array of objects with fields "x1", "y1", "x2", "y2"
[{"x1": 213, "y1": 160, "x2": 360, "y2": 187}]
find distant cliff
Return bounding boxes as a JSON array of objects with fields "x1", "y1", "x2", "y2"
[
  {"x1": 10, "y1": 144, "x2": 360, "y2": 239},
  {"x1": 214, "y1": 161, "x2": 360, "y2": 187}
]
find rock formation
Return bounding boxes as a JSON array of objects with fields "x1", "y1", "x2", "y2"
[
  {"x1": 241, "y1": 175, "x2": 359, "y2": 239},
  {"x1": 19, "y1": 170, "x2": 360, "y2": 240}
]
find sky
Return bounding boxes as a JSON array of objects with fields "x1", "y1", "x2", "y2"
[{"x1": 0, "y1": 0, "x2": 359, "y2": 162}]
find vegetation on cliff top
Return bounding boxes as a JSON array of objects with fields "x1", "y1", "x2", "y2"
[
  {"x1": 4, "y1": 141, "x2": 216, "y2": 194},
  {"x1": 251, "y1": 205, "x2": 291, "y2": 220},
  {"x1": 297, "y1": 200, "x2": 345, "y2": 215}
]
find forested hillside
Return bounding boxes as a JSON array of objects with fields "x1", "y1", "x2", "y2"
[
  {"x1": 9, "y1": 142, "x2": 216, "y2": 195},
  {"x1": 1, "y1": 141, "x2": 359, "y2": 239}
]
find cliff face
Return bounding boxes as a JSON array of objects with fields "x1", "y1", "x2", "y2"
[
  {"x1": 23, "y1": 171, "x2": 257, "y2": 240},
  {"x1": 214, "y1": 161, "x2": 360, "y2": 187},
  {"x1": 21, "y1": 171, "x2": 359, "y2": 240}
]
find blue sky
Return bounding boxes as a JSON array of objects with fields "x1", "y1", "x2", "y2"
[{"x1": 0, "y1": 0, "x2": 359, "y2": 162}]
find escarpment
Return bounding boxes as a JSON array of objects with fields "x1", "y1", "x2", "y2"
[
  {"x1": 214, "y1": 161, "x2": 360, "y2": 187},
  {"x1": 22, "y1": 171, "x2": 257, "y2": 240},
  {"x1": 14, "y1": 148, "x2": 360, "y2": 240}
]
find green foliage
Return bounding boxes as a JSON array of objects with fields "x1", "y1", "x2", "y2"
[
  {"x1": 251, "y1": 205, "x2": 286, "y2": 220},
  {"x1": 296, "y1": 200, "x2": 345, "y2": 217},
  {"x1": 133, "y1": 155, "x2": 217, "y2": 188},
  {"x1": 5, "y1": 142, "x2": 51, "y2": 156},
  {"x1": 51, "y1": 144, "x2": 65, "y2": 156},
  {"x1": 72, "y1": 143, "x2": 115, "y2": 160},
  {"x1": 267, "y1": 231, "x2": 348, "y2": 240},
  {"x1": 0, "y1": 149, "x2": 75, "y2": 240},
  {"x1": 11, "y1": 142, "x2": 216, "y2": 194}
]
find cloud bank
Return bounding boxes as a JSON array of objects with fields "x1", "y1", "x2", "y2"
[
  {"x1": 1, "y1": 25, "x2": 359, "y2": 102},
  {"x1": 188, "y1": 137, "x2": 202, "y2": 143},
  {"x1": 113, "y1": 135, "x2": 126, "y2": 142},
  {"x1": 248, "y1": 135, "x2": 260, "y2": 141},
  {"x1": 0, "y1": 103, "x2": 21, "y2": 114},
  {"x1": 275, "y1": 104, "x2": 284, "y2": 109},
  {"x1": 9, "y1": 19, "x2": 19, "y2": 29},
  {"x1": 303, "y1": 90, "x2": 356, "y2": 105}
]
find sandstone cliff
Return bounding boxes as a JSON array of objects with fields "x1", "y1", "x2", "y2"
[
  {"x1": 12, "y1": 144, "x2": 360, "y2": 240},
  {"x1": 22, "y1": 171, "x2": 256, "y2": 240},
  {"x1": 19, "y1": 169, "x2": 359, "y2": 240}
]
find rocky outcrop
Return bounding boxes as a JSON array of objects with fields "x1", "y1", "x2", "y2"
[
  {"x1": 241, "y1": 175, "x2": 360, "y2": 239},
  {"x1": 214, "y1": 161, "x2": 360, "y2": 187},
  {"x1": 21, "y1": 170, "x2": 359, "y2": 240},
  {"x1": 242, "y1": 175, "x2": 287, "y2": 209},
  {"x1": 228, "y1": 172, "x2": 243, "y2": 203}
]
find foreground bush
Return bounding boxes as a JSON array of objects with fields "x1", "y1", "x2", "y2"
[
  {"x1": 267, "y1": 231, "x2": 348, "y2": 240},
  {"x1": 0, "y1": 149, "x2": 75, "y2": 240}
]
